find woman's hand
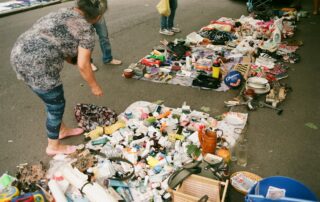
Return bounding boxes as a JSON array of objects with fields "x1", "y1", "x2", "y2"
[{"x1": 91, "y1": 84, "x2": 103, "y2": 96}]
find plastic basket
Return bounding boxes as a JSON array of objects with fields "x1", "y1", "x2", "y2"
[
  {"x1": 230, "y1": 171, "x2": 262, "y2": 195},
  {"x1": 170, "y1": 174, "x2": 229, "y2": 202},
  {"x1": 245, "y1": 176, "x2": 319, "y2": 202}
]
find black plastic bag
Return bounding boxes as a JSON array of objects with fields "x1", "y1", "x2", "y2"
[{"x1": 192, "y1": 73, "x2": 221, "y2": 89}]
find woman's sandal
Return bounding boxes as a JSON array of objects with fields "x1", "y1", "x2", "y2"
[
  {"x1": 105, "y1": 59, "x2": 122, "y2": 65},
  {"x1": 46, "y1": 145, "x2": 77, "y2": 156}
]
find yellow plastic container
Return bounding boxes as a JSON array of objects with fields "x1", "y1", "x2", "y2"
[{"x1": 212, "y1": 61, "x2": 220, "y2": 79}]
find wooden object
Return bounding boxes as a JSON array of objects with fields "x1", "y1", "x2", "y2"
[
  {"x1": 170, "y1": 174, "x2": 229, "y2": 202},
  {"x1": 233, "y1": 64, "x2": 251, "y2": 80}
]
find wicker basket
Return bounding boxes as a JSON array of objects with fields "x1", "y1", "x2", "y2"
[
  {"x1": 170, "y1": 174, "x2": 229, "y2": 202},
  {"x1": 230, "y1": 171, "x2": 262, "y2": 195}
]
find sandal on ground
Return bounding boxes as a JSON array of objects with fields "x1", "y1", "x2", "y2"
[
  {"x1": 105, "y1": 59, "x2": 122, "y2": 65},
  {"x1": 59, "y1": 128, "x2": 84, "y2": 139},
  {"x1": 91, "y1": 63, "x2": 98, "y2": 72},
  {"x1": 46, "y1": 145, "x2": 77, "y2": 156}
]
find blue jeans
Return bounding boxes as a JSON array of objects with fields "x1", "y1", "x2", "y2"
[
  {"x1": 32, "y1": 85, "x2": 65, "y2": 140},
  {"x1": 160, "y1": 0, "x2": 178, "y2": 30},
  {"x1": 93, "y1": 16, "x2": 113, "y2": 63}
]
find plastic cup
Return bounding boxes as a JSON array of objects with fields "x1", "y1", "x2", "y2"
[{"x1": 236, "y1": 140, "x2": 248, "y2": 167}]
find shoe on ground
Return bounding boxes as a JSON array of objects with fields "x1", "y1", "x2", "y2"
[
  {"x1": 159, "y1": 29, "x2": 174, "y2": 36},
  {"x1": 170, "y1": 27, "x2": 181, "y2": 33},
  {"x1": 91, "y1": 63, "x2": 98, "y2": 71},
  {"x1": 105, "y1": 59, "x2": 122, "y2": 65}
]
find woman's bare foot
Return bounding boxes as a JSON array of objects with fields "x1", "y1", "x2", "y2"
[
  {"x1": 59, "y1": 123, "x2": 84, "y2": 139},
  {"x1": 46, "y1": 139, "x2": 76, "y2": 156},
  {"x1": 59, "y1": 128, "x2": 84, "y2": 139}
]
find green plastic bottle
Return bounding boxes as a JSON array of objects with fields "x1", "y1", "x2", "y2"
[{"x1": 91, "y1": 137, "x2": 109, "y2": 145}]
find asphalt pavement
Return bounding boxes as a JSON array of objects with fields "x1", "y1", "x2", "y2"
[{"x1": 0, "y1": 0, "x2": 319, "y2": 200}]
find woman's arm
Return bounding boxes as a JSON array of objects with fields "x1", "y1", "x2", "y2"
[{"x1": 77, "y1": 46, "x2": 103, "y2": 96}]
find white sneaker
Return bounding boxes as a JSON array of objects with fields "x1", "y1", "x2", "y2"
[
  {"x1": 159, "y1": 29, "x2": 174, "y2": 36},
  {"x1": 91, "y1": 63, "x2": 98, "y2": 72},
  {"x1": 170, "y1": 27, "x2": 181, "y2": 33}
]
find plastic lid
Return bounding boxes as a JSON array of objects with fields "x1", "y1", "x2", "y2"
[{"x1": 212, "y1": 60, "x2": 220, "y2": 67}]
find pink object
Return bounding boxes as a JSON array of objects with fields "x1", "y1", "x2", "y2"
[{"x1": 140, "y1": 109, "x2": 149, "y2": 120}]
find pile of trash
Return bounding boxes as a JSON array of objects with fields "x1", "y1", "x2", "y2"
[
  {"x1": 0, "y1": 101, "x2": 248, "y2": 201},
  {"x1": 124, "y1": 8, "x2": 301, "y2": 98},
  {"x1": 123, "y1": 8, "x2": 304, "y2": 115}
]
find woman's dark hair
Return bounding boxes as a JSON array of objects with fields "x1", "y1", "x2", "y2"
[{"x1": 77, "y1": 0, "x2": 107, "y2": 21}]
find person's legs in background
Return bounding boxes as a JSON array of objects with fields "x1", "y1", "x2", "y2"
[
  {"x1": 160, "y1": 15, "x2": 168, "y2": 30},
  {"x1": 93, "y1": 17, "x2": 113, "y2": 63},
  {"x1": 168, "y1": 0, "x2": 180, "y2": 33},
  {"x1": 93, "y1": 16, "x2": 121, "y2": 68},
  {"x1": 32, "y1": 85, "x2": 82, "y2": 155},
  {"x1": 160, "y1": 7, "x2": 174, "y2": 35},
  {"x1": 313, "y1": 0, "x2": 319, "y2": 14},
  {"x1": 160, "y1": 15, "x2": 174, "y2": 35}
]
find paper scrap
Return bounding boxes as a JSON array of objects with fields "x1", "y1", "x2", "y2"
[{"x1": 305, "y1": 122, "x2": 318, "y2": 130}]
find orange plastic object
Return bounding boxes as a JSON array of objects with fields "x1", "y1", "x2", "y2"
[
  {"x1": 198, "y1": 128, "x2": 217, "y2": 156},
  {"x1": 156, "y1": 111, "x2": 171, "y2": 119}
]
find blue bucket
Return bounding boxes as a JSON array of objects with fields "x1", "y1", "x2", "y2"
[{"x1": 245, "y1": 176, "x2": 319, "y2": 202}]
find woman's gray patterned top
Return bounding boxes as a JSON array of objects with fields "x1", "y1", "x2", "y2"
[{"x1": 10, "y1": 8, "x2": 95, "y2": 91}]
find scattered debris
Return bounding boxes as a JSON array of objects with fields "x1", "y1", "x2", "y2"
[
  {"x1": 305, "y1": 122, "x2": 318, "y2": 130},
  {"x1": 153, "y1": 100, "x2": 165, "y2": 105},
  {"x1": 14, "y1": 162, "x2": 47, "y2": 193},
  {"x1": 200, "y1": 106, "x2": 210, "y2": 113}
]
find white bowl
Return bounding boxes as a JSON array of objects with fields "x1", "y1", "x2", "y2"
[
  {"x1": 247, "y1": 77, "x2": 268, "y2": 85},
  {"x1": 246, "y1": 83, "x2": 270, "y2": 94}
]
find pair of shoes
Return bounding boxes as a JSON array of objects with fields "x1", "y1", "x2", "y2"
[
  {"x1": 91, "y1": 63, "x2": 98, "y2": 71},
  {"x1": 159, "y1": 29, "x2": 174, "y2": 36},
  {"x1": 105, "y1": 59, "x2": 122, "y2": 65},
  {"x1": 46, "y1": 145, "x2": 77, "y2": 156},
  {"x1": 170, "y1": 27, "x2": 181, "y2": 33}
]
